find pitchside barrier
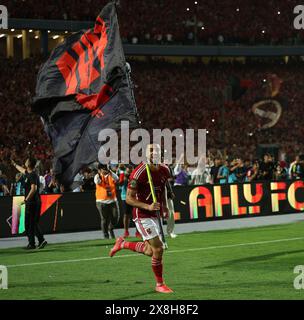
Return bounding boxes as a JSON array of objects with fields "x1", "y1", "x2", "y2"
[{"x1": 0, "y1": 180, "x2": 304, "y2": 239}]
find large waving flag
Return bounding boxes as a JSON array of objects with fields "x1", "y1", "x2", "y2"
[{"x1": 32, "y1": 2, "x2": 139, "y2": 188}]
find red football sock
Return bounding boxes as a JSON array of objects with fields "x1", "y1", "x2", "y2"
[
  {"x1": 122, "y1": 241, "x2": 145, "y2": 253},
  {"x1": 152, "y1": 257, "x2": 163, "y2": 285}
]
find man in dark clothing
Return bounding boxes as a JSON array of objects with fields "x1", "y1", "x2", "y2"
[
  {"x1": 235, "y1": 159, "x2": 248, "y2": 183},
  {"x1": 296, "y1": 155, "x2": 304, "y2": 179},
  {"x1": 210, "y1": 158, "x2": 222, "y2": 184},
  {"x1": 81, "y1": 169, "x2": 96, "y2": 192},
  {"x1": 259, "y1": 153, "x2": 274, "y2": 181},
  {"x1": 12, "y1": 158, "x2": 47, "y2": 250}
]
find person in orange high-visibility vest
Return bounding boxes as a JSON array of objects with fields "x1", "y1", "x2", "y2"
[{"x1": 94, "y1": 164, "x2": 119, "y2": 239}]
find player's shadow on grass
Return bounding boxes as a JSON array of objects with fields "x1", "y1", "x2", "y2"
[
  {"x1": 114, "y1": 291, "x2": 158, "y2": 300},
  {"x1": 205, "y1": 249, "x2": 304, "y2": 269},
  {"x1": 9, "y1": 279, "x2": 115, "y2": 289},
  {"x1": 50, "y1": 242, "x2": 113, "y2": 251},
  {"x1": 0, "y1": 249, "x2": 54, "y2": 256},
  {"x1": 10, "y1": 280, "x2": 156, "y2": 299},
  {"x1": 73, "y1": 242, "x2": 115, "y2": 249},
  {"x1": 0, "y1": 243, "x2": 113, "y2": 258},
  {"x1": 174, "y1": 280, "x2": 288, "y2": 291}
]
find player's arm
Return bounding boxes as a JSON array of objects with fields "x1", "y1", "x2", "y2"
[
  {"x1": 126, "y1": 185, "x2": 160, "y2": 212},
  {"x1": 11, "y1": 160, "x2": 26, "y2": 174}
]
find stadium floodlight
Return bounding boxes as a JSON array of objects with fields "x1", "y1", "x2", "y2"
[
  {"x1": 53, "y1": 35, "x2": 60, "y2": 39},
  {"x1": 17, "y1": 34, "x2": 22, "y2": 39},
  {"x1": 0, "y1": 34, "x2": 5, "y2": 38},
  {"x1": 10, "y1": 29, "x2": 15, "y2": 32},
  {"x1": 29, "y1": 29, "x2": 33, "y2": 32}
]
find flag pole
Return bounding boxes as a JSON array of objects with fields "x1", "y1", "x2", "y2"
[{"x1": 145, "y1": 164, "x2": 168, "y2": 249}]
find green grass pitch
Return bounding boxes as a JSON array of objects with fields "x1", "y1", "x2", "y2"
[{"x1": 1, "y1": 221, "x2": 304, "y2": 300}]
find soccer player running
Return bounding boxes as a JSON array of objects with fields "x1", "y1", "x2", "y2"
[{"x1": 109, "y1": 144, "x2": 173, "y2": 293}]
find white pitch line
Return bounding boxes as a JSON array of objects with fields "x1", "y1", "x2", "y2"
[{"x1": 6, "y1": 236, "x2": 304, "y2": 269}]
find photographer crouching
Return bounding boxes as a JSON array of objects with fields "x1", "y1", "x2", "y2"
[{"x1": 94, "y1": 164, "x2": 120, "y2": 239}]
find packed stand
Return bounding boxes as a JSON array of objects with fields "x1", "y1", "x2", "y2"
[
  {"x1": 3, "y1": 0, "x2": 304, "y2": 45},
  {"x1": 1, "y1": 57, "x2": 304, "y2": 194},
  {"x1": 3, "y1": 152, "x2": 304, "y2": 197},
  {"x1": 172, "y1": 153, "x2": 304, "y2": 187}
]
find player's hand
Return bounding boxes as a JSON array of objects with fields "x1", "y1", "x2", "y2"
[{"x1": 148, "y1": 202, "x2": 160, "y2": 211}]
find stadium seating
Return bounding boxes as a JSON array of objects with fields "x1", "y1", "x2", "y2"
[
  {"x1": 1, "y1": 56, "x2": 304, "y2": 183},
  {"x1": 3, "y1": 0, "x2": 303, "y2": 45}
]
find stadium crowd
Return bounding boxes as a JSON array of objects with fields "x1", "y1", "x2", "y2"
[
  {"x1": 3, "y1": 0, "x2": 303, "y2": 45},
  {"x1": 1, "y1": 57, "x2": 304, "y2": 195},
  {"x1": 2, "y1": 153, "x2": 304, "y2": 197}
]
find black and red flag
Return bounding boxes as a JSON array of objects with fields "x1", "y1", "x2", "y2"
[{"x1": 32, "y1": 2, "x2": 139, "y2": 188}]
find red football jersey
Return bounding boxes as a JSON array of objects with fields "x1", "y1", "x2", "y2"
[{"x1": 128, "y1": 163, "x2": 171, "y2": 219}]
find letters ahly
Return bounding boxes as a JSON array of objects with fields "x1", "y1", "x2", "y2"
[{"x1": 190, "y1": 181, "x2": 304, "y2": 219}]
